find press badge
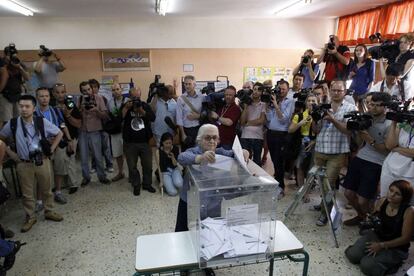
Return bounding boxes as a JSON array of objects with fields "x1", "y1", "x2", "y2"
[{"x1": 131, "y1": 117, "x2": 145, "y2": 131}]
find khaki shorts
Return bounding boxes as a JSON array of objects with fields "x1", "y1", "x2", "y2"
[
  {"x1": 52, "y1": 147, "x2": 69, "y2": 175},
  {"x1": 110, "y1": 133, "x2": 123, "y2": 158},
  {"x1": 314, "y1": 152, "x2": 347, "y2": 188},
  {"x1": 0, "y1": 94, "x2": 19, "y2": 123}
]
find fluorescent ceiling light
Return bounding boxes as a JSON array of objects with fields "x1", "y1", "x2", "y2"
[
  {"x1": 155, "y1": 0, "x2": 169, "y2": 16},
  {"x1": 0, "y1": 0, "x2": 34, "y2": 16},
  {"x1": 274, "y1": 0, "x2": 312, "y2": 15}
]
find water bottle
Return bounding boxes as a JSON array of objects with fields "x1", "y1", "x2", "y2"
[{"x1": 130, "y1": 78, "x2": 134, "y2": 88}]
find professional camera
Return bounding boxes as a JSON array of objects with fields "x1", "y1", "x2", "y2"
[
  {"x1": 383, "y1": 100, "x2": 414, "y2": 123},
  {"x1": 344, "y1": 111, "x2": 373, "y2": 131},
  {"x1": 29, "y1": 145, "x2": 43, "y2": 166},
  {"x1": 327, "y1": 35, "x2": 336, "y2": 50},
  {"x1": 236, "y1": 88, "x2": 253, "y2": 106},
  {"x1": 368, "y1": 33, "x2": 400, "y2": 62},
  {"x1": 131, "y1": 98, "x2": 143, "y2": 109},
  {"x1": 64, "y1": 95, "x2": 75, "y2": 110},
  {"x1": 310, "y1": 103, "x2": 332, "y2": 122},
  {"x1": 359, "y1": 214, "x2": 382, "y2": 232},
  {"x1": 147, "y1": 75, "x2": 165, "y2": 103},
  {"x1": 199, "y1": 90, "x2": 225, "y2": 124},
  {"x1": 4, "y1": 43, "x2": 20, "y2": 65},
  {"x1": 293, "y1": 88, "x2": 311, "y2": 110},
  {"x1": 302, "y1": 55, "x2": 311, "y2": 64},
  {"x1": 81, "y1": 95, "x2": 96, "y2": 110},
  {"x1": 39, "y1": 45, "x2": 53, "y2": 57}
]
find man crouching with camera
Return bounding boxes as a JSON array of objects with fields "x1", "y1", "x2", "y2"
[
  {"x1": 341, "y1": 92, "x2": 392, "y2": 227},
  {"x1": 0, "y1": 95, "x2": 64, "y2": 232},
  {"x1": 122, "y1": 87, "x2": 156, "y2": 196}
]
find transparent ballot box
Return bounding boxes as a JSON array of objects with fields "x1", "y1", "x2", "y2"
[{"x1": 187, "y1": 157, "x2": 278, "y2": 269}]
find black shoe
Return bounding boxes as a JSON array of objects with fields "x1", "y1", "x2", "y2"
[
  {"x1": 81, "y1": 179, "x2": 90, "y2": 187},
  {"x1": 68, "y1": 187, "x2": 78, "y2": 194},
  {"x1": 4, "y1": 229, "x2": 14, "y2": 239},
  {"x1": 133, "y1": 186, "x2": 140, "y2": 196},
  {"x1": 100, "y1": 178, "x2": 111, "y2": 185},
  {"x1": 143, "y1": 186, "x2": 156, "y2": 193},
  {"x1": 52, "y1": 187, "x2": 56, "y2": 193},
  {"x1": 204, "y1": 268, "x2": 215, "y2": 276}
]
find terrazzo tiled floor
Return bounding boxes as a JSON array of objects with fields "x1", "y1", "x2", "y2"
[{"x1": 1, "y1": 156, "x2": 413, "y2": 276}]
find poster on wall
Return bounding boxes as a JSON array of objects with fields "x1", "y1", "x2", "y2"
[
  {"x1": 102, "y1": 50, "x2": 151, "y2": 71},
  {"x1": 243, "y1": 66, "x2": 293, "y2": 85}
]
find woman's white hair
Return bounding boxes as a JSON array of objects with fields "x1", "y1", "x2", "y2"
[{"x1": 196, "y1": 124, "x2": 219, "y2": 145}]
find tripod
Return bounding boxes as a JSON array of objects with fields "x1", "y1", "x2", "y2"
[{"x1": 284, "y1": 166, "x2": 341, "y2": 248}]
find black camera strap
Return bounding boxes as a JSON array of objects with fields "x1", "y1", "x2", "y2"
[{"x1": 20, "y1": 117, "x2": 41, "y2": 154}]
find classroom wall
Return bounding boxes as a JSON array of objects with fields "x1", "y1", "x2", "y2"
[{"x1": 17, "y1": 48, "x2": 309, "y2": 97}]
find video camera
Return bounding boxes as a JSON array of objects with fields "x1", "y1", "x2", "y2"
[
  {"x1": 199, "y1": 88, "x2": 225, "y2": 124},
  {"x1": 147, "y1": 75, "x2": 166, "y2": 103},
  {"x1": 327, "y1": 35, "x2": 336, "y2": 50},
  {"x1": 64, "y1": 95, "x2": 75, "y2": 110},
  {"x1": 29, "y1": 144, "x2": 44, "y2": 167},
  {"x1": 39, "y1": 45, "x2": 53, "y2": 57},
  {"x1": 368, "y1": 33, "x2": 400, "y2": 62},
  {"x1": 344, "y1": 111, "x2": 373, "y2": 131},
  {"x1": 383, "y1": 100, "x2": 414, "y2": 123},
  {"x1": 310, "y1": 103, "x2": 332, "y2": 122},
  {"x1": 4, "y1": 43, "x2": 20, "y2": 65},
  {"x1": 359, "y1": 214, "x2": 382, "y2": 232},
  {"x1": 131, "y1": 97, "x2": 143, "y2": 109},
  {"x1": 293, "y1": 88, "x2": 312, "y2": 109},
  {"x1": 236, "y1": 88, "x2": 253, "y2": 106},
  {"x1": 81, "y1": 95, "x2": 96, "y2": 110}
]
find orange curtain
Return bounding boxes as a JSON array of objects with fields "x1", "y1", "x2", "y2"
[{"x1": 337, "y1": 0, "x2": 414, "y2": 46}]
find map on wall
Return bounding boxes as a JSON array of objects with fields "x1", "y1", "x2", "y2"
[{"x1": 243, "y1": 66, "x2": 293, "y2": 85}]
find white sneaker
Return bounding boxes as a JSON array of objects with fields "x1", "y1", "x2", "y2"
[
  {"x1": 35, "y1": 202, "x2": 44, "y2": 213},
  {"x1": 90, "y1": 168, "x2": 96, "y2": 174}
]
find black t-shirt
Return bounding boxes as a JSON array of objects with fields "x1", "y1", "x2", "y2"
[
  {"x1": 54, "y1": 105, "x2": 82, "y2": 139},
  {"x1": 0, "y1": 58, "x2": 5, "y2": 68},
  {"x1": 159, "y1": 146, "x2": 179, "y2": 172},
  {"x1": 122, "y1": 102, "x2": 155, "y2": 144}
]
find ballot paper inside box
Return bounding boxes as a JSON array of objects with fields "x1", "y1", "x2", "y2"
[{"x1": 186, "y1": 157, "x2": 278, "y2": 269}]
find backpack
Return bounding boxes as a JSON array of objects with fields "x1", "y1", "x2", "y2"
[{"x1": 10, "y1": 116, "x2": 52, "y2": 156}]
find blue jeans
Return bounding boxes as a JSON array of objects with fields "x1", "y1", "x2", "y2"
[
  {"x1": 91, "y1": 131, "x2": 113, "y2": 169},
  {"x1": 240, "y1": 138, "x2": 263, "y2": 166},
  {"x1": 162, "y1": 168, "x2": 183, "y2": 196},
  {"x1": 0, "y1": 239, "x2": 14, "y2": 257},
  {"x1": 79, "y1": 130, "x2": 106, "y2": 181}
]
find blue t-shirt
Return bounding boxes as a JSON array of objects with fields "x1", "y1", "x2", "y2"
[{"x1": 350, "y1": 59, "x2": 375, "y2": 95}]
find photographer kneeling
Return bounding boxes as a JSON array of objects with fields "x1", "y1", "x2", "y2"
[
  {"x1": 345, "y1": 180, "x2": 414, "y2": 276},
  {"x1": 342, "y1": 92, "x2": 392, "y2": 226}
]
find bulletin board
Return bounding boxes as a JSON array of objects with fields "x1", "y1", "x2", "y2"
[{"x1": 243, "y1": 67, "x2": 293, "y2": 85}]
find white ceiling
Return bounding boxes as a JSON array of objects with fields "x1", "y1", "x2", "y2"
[{"x1": 0, "y1": 0, "x2": 396, "y2": 18}]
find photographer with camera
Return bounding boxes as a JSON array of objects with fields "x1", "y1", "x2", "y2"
[
  {"x1": 33, "y1": 45, "x2": 65, "y2": 92},
  {"x1": 210, "y1": 86, "x2": 241, "y2": 150},
  {"x1": 176, "y1": 75, "x2": 204, "y2": 151},
  {"x1": 370, "y1": 63, "x2": 403, "y2": 100},
  {"x1": 341, "y1": 92, "x2": 392, "y2": 226},
  {"x1": 380, "y1": 106, "x2": 414, "y2": 204},
  {"x1": 0, "y1": 44, "x2": 29, "y2": 129},
  {"x1": 287, "y1": 73, "x2": 305, "y2": 100},
  {"x1": 293, "y1": 49, "x2": 319, "y2": 89},
  {"x1": 53, "y1": 83, "x2": 81, "y2": 195},
  {"x1": 77, "y1": 81, "x2": 111, "y2": 186},
  {"x1": 265, "y1": 80, "x2": 295, "y2": 198},
  {"x1": 317, "y1": 35, "x2": 351, "y2": 83},
  {"x1": 35, "y1": 87, "x2": 76, "y2": 205},
  {"x1": 105, "y1": 83, "x2": 128, "y2": 182},
  {"x1": 0, "y1": 95, "x2": 64, "y2": 232},
  {"x1": 240, "y1": 82, "x2": 266, "y2": 166},
  {"x1": 312, "y1": 79, "x2": 357, "y2": 226},
  {"x1": 345, "y1": 180, "x2": 414, "y2": 276},
  {"x1": 122, "y1": 87, "x2": 156, "y2": 196},
  {"x1": 150, "y1": 84, "x2": 177, "y2": 146},
  {"x1": 382, "y1": 33, "x2": 414, "y2": 102}
]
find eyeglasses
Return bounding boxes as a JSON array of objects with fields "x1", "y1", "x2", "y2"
[
  {"x1": 203, "y1": 135, "x2": 219, "y2": 141},
  {"x1": 331, "y1": 89, "x2": 344, "y2": 93}
]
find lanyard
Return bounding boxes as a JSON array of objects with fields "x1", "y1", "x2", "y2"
[
  {"x1": 20, "y1": 117, "x2": 40, "y2": 152},
  {"x1": 220, "y1": 104, "x2": 231, "y2": 118}
]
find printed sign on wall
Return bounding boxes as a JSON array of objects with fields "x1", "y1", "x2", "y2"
[{"x1": 102, "y1": 50, "x2": 151, "y2": 71}]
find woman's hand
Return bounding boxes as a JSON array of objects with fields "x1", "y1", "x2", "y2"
[
  {"x1": 201, "y1": 151, "x2": 216, "y2": 163},
  {"x1": 304, "y1": 140, "x2": 316, "y2": 152},
  {"x1": 365, "y1": 242, "x2": 382, "y2": 256},
  {"x1": 242, "y1": 149, "x2": 250, "y2": 163}
]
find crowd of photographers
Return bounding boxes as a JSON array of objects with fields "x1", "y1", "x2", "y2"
[{"x1": 0, "y1": 33, "x2": 412, "y2": 275}]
